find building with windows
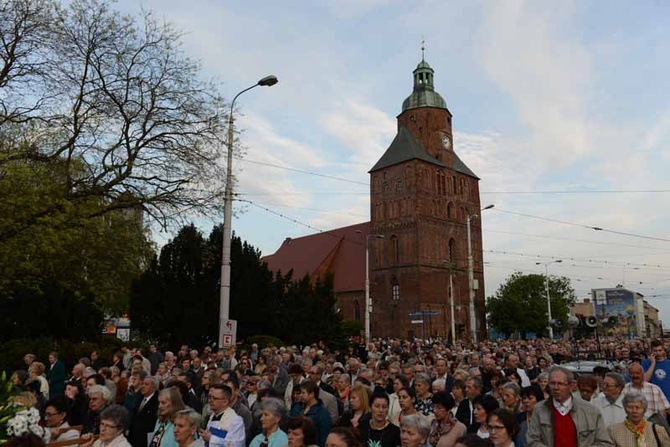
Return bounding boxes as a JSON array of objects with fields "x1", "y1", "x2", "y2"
[{"x1": 263, "y1": 57, "x2": 485, "y2": 340}]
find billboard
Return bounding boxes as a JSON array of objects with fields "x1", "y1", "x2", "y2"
[{"x1": 593, "y1": 288, "x2": 638, "y2": 336}]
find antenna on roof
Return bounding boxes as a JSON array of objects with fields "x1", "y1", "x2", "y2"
[{"x1": 421, "y1": 36, "x2": 425, "y2": 61}]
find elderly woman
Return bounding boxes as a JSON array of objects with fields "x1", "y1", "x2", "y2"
[
  {"x1": 173, "y1": 409, "x2": 204, "y2": 447},
  {"x1": 500, "y1": 383, "x2": 521, "y2": 415},
  {"x1": 534, "y1": 373, "x2": 550, "y2": 400},
  {"x1": 287, "y1": 416, "x2": 318, "y2": 447},
  {"x1": 92, "y1": 405, "x2": 132, "y2": 447},
  {"x1": 413, "y1": 374, "x2": 434, "y2": 417},
  {"x1": 28, "y1": 362, "x2": 49, "y2": 399},
  {"x1": 400, "y1": 413, "x2": 431, "y2": 447},
  {"x1": 150, "y1": 387, "x2": 186, "y2": 447},
  {"x1": 43, "y1": 396, "x2": 79, "y2": 443},
  {"x1": 249, "y1": 398, "x2": 288, "y2": 447},
  {"x1": 608, "y1": 392, "x2": 670, "y2": 447},
  {"x1": 429, "y1": 391, "x2": 467, "y2": 447},
  {"x1": 86, "y1": 384, "x2": 113, "y2": 435}
]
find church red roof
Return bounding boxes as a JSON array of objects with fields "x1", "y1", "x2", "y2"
[{"x1": 262, "y1": 221, "x2": 370, "y2": 293}]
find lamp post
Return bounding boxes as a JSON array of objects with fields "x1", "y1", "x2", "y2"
[
  {"x1": 536, "y1": 259, "x2": 563, "y2": 339},
  {"x1": 219, "y1": 75, "x2": 278, "y2": 347},
  {"x1": 466, "y1": 204, "x2": 494, "y2": 344},
  {"x1": 357, "y1": 230, "x2": 384, "y2": 345}
]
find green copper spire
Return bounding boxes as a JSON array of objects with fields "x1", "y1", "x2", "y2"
[{"x1": 401, "y1": 53, "x2": 447, "y2": 112}]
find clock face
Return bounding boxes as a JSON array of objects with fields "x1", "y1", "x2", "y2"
[{"x1": 441, "y1": 134, "x2": 451, "y2": 150}]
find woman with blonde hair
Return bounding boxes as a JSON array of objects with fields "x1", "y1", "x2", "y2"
[
  {"x1": 339, "y1": 383, "x2": 372, "y2": 431},
  {"x1": 150, "y1": 387, "x2": 186, "y2": 447}
]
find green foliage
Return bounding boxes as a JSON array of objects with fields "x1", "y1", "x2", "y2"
[
  {"x1": 130, "y1": 224, "x2": 345, "y2": 348},
  {"x1": 486, "y1": 271, "x2": 576, "y2": 338},
  {"x1": 341, "y1": 320, "x2": 363, "y2": 338}
]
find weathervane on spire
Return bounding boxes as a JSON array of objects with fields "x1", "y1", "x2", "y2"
[{"x1": 421, "y1": 36, "x2": 425, "y2": 61}]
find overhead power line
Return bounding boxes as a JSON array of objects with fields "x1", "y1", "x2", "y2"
[{"x1": 492, "y1": 208, "x2": 670, "y2": 243}]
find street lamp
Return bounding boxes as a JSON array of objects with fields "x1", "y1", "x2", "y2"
[
  {"x1": 219, "y1": 75, "x2": 278, "y2": 347},
  {"x1": 357, "y1": 230, "x2": 384, "y2": 345},
  {"x1": 536, "y1": 259, "x2": 563, "y2": 339},
  {"x1": 466, "y1": 204, "x2": 494, "y2": 344}
]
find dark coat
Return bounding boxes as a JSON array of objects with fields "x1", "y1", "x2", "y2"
[
  {"x1": 455, "y1": 398, "x2": 477, "y2": 433},
  {"x1": 48, "y1": 360, "x2": 66, "y2": 398},
  {"x1": 129, "y1": 393, "x2": 159, "y2": 447}
]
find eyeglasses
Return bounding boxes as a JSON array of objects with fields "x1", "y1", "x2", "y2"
[
  {"x1": 100, "y1": 422, "x2": 120, "y2": 430},
  {"x1": 487, "y1": 425, "x2": 506, "y2": 432}
]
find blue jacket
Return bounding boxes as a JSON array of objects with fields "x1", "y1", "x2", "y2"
[{"x1": 290, "y1": 401, "x2": 332, "y2": 447}]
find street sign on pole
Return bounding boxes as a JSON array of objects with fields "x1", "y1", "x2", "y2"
[{"x1": 220, "y1": 319, "x2": 237, "y2": 348}]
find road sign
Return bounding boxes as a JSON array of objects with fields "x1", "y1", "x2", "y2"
[
  {"x1": 220, "y1": 319, "x2": 237, "y2": 348},
  {"x1": 411, "y1": 319, "x2": 424, "y2": 324},
  {"x1": 408, "y1": 311, "x2": 440, "y2": 317}
]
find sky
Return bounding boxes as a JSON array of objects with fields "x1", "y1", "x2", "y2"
[{"x1": 116, "y1": 0, "x2": 670, "y2": 326}]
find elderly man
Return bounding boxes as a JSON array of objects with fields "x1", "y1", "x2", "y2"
[
  {"x1": 504, "y1": 354, "x2": 531, "y2": 387},
  {"x1": 455, "y1": 377, "x2": 483, "y2": 433},
  {"x1": 592, "y1": 372, "x2": 627, "y2": 427},
  {"x1": 173, "y1": 409, "x2": 204, "y2": 447},
  {"x1": 623, "y1": 362, "x2": 670, "y2": 418},
  {"x1": 527, "y1": 366, "x2": 612, "y2": 447},
  {"x1": 129, "y1": 376, "x2": 159, "y2": 447}
]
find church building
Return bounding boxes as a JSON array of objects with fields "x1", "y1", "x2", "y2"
[{"x1": 263, "y1": 57, "x2": 486, "y2": 340}]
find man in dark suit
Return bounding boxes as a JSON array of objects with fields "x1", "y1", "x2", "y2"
[
  {"x1": 455, "y1": 376, "x2": 483, "y2": 433},
  {"x1": 47, "y1": 351, "x2": 66, "y2": 398},
  {"x1": 129, "y1": 375, "x2": 159, "y2": 447}
]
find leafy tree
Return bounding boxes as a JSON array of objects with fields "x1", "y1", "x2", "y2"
[
  {"x1": 486, "y1": 271, "x2": 576, "y2": 338},
  {"x1": 0, "y1": 0, "x2": 225, "y2": 244}
]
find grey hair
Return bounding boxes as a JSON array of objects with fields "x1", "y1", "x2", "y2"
[
  {"x1": 432, "y1": 378, "x2": 446, "y2": 391},
  {"x1": 145, "y1": 375, "x2": 159, "y2": 390},
  {"x1": 175, "y1": 408, "x2": 202, "y2": 427},
  {"x1": 257, "y1": 379, "x2": 272, "y2": 389},
  {"x1": 110, "y1": 366, "x2": 120, "y2": 377},
  {"x1": 413, "y1": 373, "x2": 431, "y2": 386},
  {"x1": 100, "y1": 404, "x2": 129, "y2": 430},
  {"x1": 400, "y1": 413, "x2": 431, "y2": 439},
  {"x1": 88, "y1": 384, "x2": 113, "y2": 403},
  {"x1": 259, "y1": 397, "x2": 287, "y2": 419},
  {"x1": 536, "y1": 372, "x2": 549, "y2": 382},
  {"x1": 338, "y1": 374, "x2": 351, "y2": 384},
  {"x1": 502, "y1": 381, "x2": 521, "y2": 396},
  {"x1": 604, "y1": 372, "x2": 626, "y2": 389},
  {"x1": 622, "y1": 392, "x2": 647, "y2": 410},
  {"x1": 547, "y1": 366, "x2": 574, "y2": 383}
]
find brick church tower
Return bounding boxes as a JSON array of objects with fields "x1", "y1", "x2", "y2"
[{"x1": 368, "y1": 57, "x2": 485, "y2": 341}]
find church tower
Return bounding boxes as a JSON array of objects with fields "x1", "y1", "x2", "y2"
[{"x1": 368, "y1": 56, "x2": 485, "y2": 341}]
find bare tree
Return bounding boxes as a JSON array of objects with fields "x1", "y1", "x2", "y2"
[{"x1": 0, "y1": 0, "x2": 226, "y2": 242}]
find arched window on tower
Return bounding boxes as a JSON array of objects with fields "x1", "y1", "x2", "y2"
[
  {"x1": 447, "y1": 202, "x2": 454, "y2": 220},
  {"x1": 354, "y1": 300, "x2": 361, "y2": 321},
  {"x1": 389, "y1": 235, "x2": 399, "y2": 265},
  {"x1": 391, "y1": 277, "x2": 400, "y2": 301},
  {"x1": 448, "y1": 238, "x2": 457, "y2": 268}
]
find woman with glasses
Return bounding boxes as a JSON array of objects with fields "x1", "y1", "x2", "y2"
[
  {"x1": 428, "y1": 391, "x2": 466, "y2": 447},
  {"x1": 150, "y1": 387, "x2": 186, "y2": 447},
  {"x1": 43, "y1": 396, "x2": 80, "y2": 444},
  {"x1": 92, "y1": 405, "x2": 132, "y2": 447},
  {"x1": 248, "y1": 398, "x2": 288, "y2": 447},
  {"x1": 486, "y1": 409, "x2": 518, "y2": 447}
]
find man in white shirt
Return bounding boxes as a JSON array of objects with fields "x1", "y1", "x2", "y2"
[
  {"x1": 199, "y1": 384, "x2": 245, "y2": 447},
  {"x1": 591, "y1": 372, "x2": 626, "y2": 426},
  {"x1": 504, "y1": 354, "x2": 531, "y2": 387}
]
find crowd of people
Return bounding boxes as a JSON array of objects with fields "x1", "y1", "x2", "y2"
[{"x1": 6, "y1": 335, "x2": 670, "y2": 447}]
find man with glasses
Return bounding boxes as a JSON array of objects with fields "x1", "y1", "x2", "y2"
[
  {"x1": 527, "y1": 366, "x2": 612, "y2": 447},
  {"x1": 200, "y1": 384, "x2": 245, "y2": 447},
  {"x1": 592, "y1": 372, "x2": 626, "y2": 427}
]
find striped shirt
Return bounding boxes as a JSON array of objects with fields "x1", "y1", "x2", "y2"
[{"x1": 623, "y1": 382, "x2": 670, "y2": 418}]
